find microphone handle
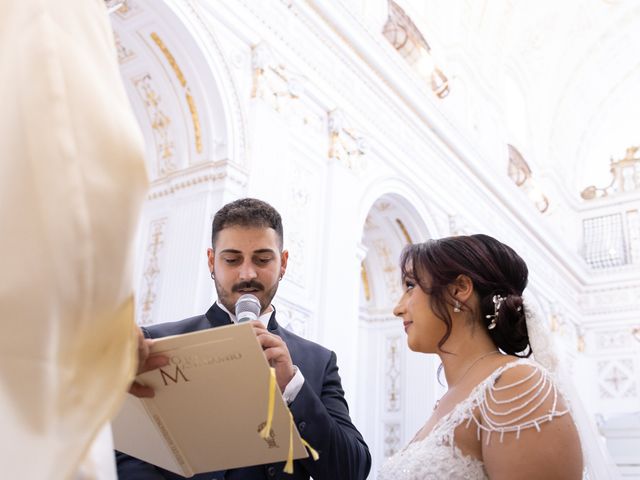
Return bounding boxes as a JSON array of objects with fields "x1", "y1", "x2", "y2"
[{"x1": 237, "y1": 312, "x2": 258, "y2": 323}]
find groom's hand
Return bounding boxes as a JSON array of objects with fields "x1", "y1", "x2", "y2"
[{"x1": 250, "y1": 320, "x2": 296, "y2": 392}]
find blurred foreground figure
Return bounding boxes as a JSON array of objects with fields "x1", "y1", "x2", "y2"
[{"x1": 0, "y1": 0, "x2": 147, "y2": 478}]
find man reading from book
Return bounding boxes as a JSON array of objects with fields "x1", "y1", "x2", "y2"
[{"x1": 117, "y1": 197, "x2": 371, "y2": 480}]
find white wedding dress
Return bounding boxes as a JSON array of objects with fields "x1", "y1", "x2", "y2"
[
  {"x1": 379, "y1": 359, "x2": 573, "y2": 480},
  {"x1": 379, "y1": 299, "x2": 620, "y2": 480}
]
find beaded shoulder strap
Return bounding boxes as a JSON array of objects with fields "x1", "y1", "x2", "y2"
[{"x1": 466, "y1": 359, "x2": 570, "y2": 444}]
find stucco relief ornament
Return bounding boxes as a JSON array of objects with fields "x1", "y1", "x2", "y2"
[
  {"x1": 287, "y1": 76, "x2": 305, "y2": 98},
  {"x1": 356, "y1": 136, "x2": 370, "y2": 155},
  {"x1": 251, "y1": 42, "x2": 273, "y2": 72},
  {"x1": 328, "y1": 109, "x2": 345, "y2": 135}
]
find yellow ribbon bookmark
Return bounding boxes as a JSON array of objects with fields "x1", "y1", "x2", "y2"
[
  {"x1": 301, "y1": 438, "x2": 319, "y2": 461},
  {"x1": 283, "y1": 411, "x2": 295, "y2": 474},
  {"x1": 283, "y1": 411, "x2": 320, "y2": 473},
  {"x1": 259, "y1": 367, "x2": 277, "y2": 439},
  {"x1": 260, "y1": 367, "x2": 320, "y2": 475}
]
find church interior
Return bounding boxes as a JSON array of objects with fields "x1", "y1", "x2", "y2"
[{"x1": 106, "y1": 0, "x2": 639, "y2": 477}]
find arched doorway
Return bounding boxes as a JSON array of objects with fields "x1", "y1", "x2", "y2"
[
  {"x1": 110, "y1": 0, "x2": 246, "y2": 324},
  {"x1": 355, "y1": 192, "x2": 444, "y2": 476}
]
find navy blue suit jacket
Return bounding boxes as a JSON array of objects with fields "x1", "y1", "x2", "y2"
[{"x1": 116, "y1": 303, "x2": 371, "y2": 480}]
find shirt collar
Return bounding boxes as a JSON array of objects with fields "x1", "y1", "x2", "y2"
[{"x1": 216, "y1": 301, "x2": 273, "y2": 327}]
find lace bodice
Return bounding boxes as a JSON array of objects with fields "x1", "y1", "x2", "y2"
[{"x1": 378, "y1": 359, "x2": 568, "y2": 480}]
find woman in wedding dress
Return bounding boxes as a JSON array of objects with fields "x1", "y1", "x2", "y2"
[{"x1": 379, "y1": 234, "x2": 584, "y2": 479}]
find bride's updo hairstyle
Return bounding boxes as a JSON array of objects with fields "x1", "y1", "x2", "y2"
[{"x1": 399, "y1": 234, "x2": 531, "y2": 356}]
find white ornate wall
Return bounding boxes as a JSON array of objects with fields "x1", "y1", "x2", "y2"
[{"x1": 110, "y1": 1, "x2": 639, "y2": 477}]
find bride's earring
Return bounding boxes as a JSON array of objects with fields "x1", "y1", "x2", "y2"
[{"x1": 453, "y1": 300, "x2": 461, "y2": 313}]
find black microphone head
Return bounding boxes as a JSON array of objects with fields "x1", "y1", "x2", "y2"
[{"x1": 235, "y1": 294, "x2": 261, "y2": 323}]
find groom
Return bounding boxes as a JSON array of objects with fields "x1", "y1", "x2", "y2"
[{"x1": 117, "y1": 198, "x2": 371, "y2": 480}]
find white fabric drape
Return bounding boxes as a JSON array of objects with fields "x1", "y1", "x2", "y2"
[
  {"x1": 525, "y1": 300, "x2": 620, "y2": 479},
  {"x1": 0, "y1": 0, "x2": 147, "y2": 477}
]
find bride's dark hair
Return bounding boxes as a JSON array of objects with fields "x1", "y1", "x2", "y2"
[{"x1": 399, "y1": 234, "x2": 531, "y2": 356}]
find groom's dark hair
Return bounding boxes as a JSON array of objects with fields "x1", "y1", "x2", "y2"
[{"x1": 211, "y1": 198, "x2": 284, "y2": 250}]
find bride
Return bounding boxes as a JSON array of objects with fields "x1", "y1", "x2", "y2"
[{"x1": 379, "y1": 234, "x2": 613, "y2": 479}]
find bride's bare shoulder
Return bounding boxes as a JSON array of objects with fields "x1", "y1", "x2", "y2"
[{"x1": 478, "y1": 360, "x2": 583, "y2": 480}]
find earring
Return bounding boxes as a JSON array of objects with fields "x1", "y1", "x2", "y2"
[
  {"x1": 210, "y1": 272, "x2": 215, "y2": 280},
  {"x1": 453, "y1": 300, "x2": 461, "y2": 313}
]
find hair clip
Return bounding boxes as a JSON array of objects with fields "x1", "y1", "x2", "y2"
[{"x1": 485, "y1": 294, "x2": 505, "y2": 330}]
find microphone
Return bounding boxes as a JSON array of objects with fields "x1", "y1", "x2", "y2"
[{"x1": 235, "y1": 294, "x2": 261, "y2": 323}]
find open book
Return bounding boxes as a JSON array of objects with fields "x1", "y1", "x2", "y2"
[{"x1": 112, "y1": 322, "x2": 308, "y2": 477}]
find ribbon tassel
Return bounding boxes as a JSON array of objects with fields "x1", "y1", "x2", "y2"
[
  {"x1": 259, "y1": 367, "x2": 277, "y2": 439},
  {"x1": 260, "y1": 367, "x2": 320, "y2": 475}
]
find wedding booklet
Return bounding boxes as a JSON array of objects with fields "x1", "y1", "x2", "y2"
[{"x1": 112, "y1": 322, "x2": 308, "y2": 477}]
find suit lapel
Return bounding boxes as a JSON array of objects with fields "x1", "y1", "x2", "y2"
[
  {"x1": 205, "y1": 303, "x2": 234, "y2": 328},
  {"x1": 267, "y1": 308, "x2": 279, "y2": 332}
]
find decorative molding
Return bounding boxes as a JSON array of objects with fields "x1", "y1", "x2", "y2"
[
  {"x1": 284, "y1": 164, "x2": 312, "y2": 286},
  {"x1": 598, "y1": 358, "x2": 638, "y2": 399},
  {"x1": 375, "y1": 201, "x2": 392, "y2": 212},
  {"x1": 114, "y1": 31, "x2": 136, "y2": 64},
  {"x1": 448, "y1": 213, "x2": 472, "y2": 236},
  {"x1": 328, "y1": 109, "x2": 368, "y2": 173},
  {"x1": 146, "y1": 161, "x2": 248, "y2": 200},
  {"x1": 363, "y1": 214, "x2": 378, "y2": 232},
  {"x1": 138, "y1": 217, "x2": 168, "y2": 325},
  {"x1": 150, "y1": 31, "x2": 203, "y2": 155},
  {"x1": 114, "y1": 0, "x2": 142, "y2": 19},
  {"x1": 361, "y1": 262, "x2": 372, "y2": 302},
  {"x1": 581, "y1": 146, "x2": 640, "y2": 200},
  {"x1": 105, "y1": 0, "x2": 126, "y2": 15},
  {"x1": 395, "y1": 218, "x2": 412, "y2": 244},
  {"x1": 373, "y1": 239, "x2": 401, "y2": 301},
  {"x1": 358, "y1": 313, "x2": 397, "y2": 324},
  {"x1": 507, "y1": 144, "x2": 549, "y2": 213},
  {"x1": 629, "y1": 209, "x2": 640, "y2": 265},
  {"x1": 358, "y1": 242, "x2": 372, "y2": 302},
  {"x1": 151, "y1": 31, "x2": 187, "y2": 87},
  {"x1": 284, "y1": 233, "x2": 306, "y2": 287},
  {"x1": 184, "y1": 0, "x2": 249, "y2": 167},
  {"x1": 133, "y1": 73, "x2": 176, "y2": 176},
  {"x1": 382, "y1": 0, "x2": 449, "y2": 98},
  {"x1": 578, "y1": 285, "x2": 640, "y2": 315},
  {"x1": 385, "y1": 336, "x2": 402, "y2": 412},
  {"x1": 251, "y1": 42, "x2": 305, "y2": 114},
  {"x1": 383, "y1": 422, "x2": 401, "y2": 458},
  {"x1": 596, "y1": 329, "x2": 638, "y2": 351}
]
